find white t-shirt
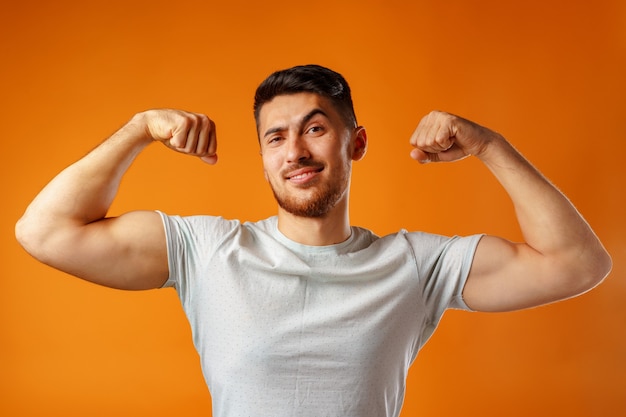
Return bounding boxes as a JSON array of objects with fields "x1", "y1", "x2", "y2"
[{"x1": 159, "y1": 213, "x2": 482, "y2": 417}]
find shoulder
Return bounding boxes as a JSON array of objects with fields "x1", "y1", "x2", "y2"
[
  {"x1": 157, "y1": 210, "x2": 239, "y2": 228},
  {"x1": 156, "y1": 211, "x2": 242, "y2": 244},
  {"x1": 399, "y1": 229, "x2": 482, "y2": 247},
  {"x1": 375, "y1": 229, "x2": 483, "y2": 263},
  {"x1": 157, "y1": 212, "x2": 283, "y2": 244}
]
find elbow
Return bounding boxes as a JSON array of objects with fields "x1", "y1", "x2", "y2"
[
  {"x1": 591, "y1": 246, "x2": 613, "y2": 287},
  {"x1": 16, "y1": 215, "x2": 38, "y2": 257},
  {"x1": 570, "y1": 245, "x2": 612, "y2": 296},
  {"x1": 15, "y1": 213, "x2": 53, "y2": 263}
]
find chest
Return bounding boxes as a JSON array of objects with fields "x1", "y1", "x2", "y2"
[{"x1": 186, "y1": 254, "x2": 426, "y2": 390}]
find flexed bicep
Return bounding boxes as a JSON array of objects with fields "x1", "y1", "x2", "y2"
[
  {"x1": 31, "y1": 210, "x2": 169, "y2": 290},
  {"x1": 15, "y1": 109, "x2": 211, "y2": 289}
]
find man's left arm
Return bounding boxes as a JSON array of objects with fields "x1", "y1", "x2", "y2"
[{"x1": 410, "y1": 111, "x2": 612, "y2": 312}]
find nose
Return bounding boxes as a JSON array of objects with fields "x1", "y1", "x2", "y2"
[{"x1": 285, "y1": 135, "x2": 311, "y2": 163}]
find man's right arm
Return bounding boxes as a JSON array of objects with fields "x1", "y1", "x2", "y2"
[{"x1": 15, "y1": 109, "x2": 217, "y2": 290}]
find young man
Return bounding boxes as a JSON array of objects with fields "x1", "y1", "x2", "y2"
[{"x1": 16, "y1": 65, "x2": 611, "y2": 416}]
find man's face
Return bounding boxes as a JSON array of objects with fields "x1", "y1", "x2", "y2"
[{"x1": 257, "y1": 93, "x2": 365, "y2": 218}]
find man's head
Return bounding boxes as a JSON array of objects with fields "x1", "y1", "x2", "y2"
[
  {"x1": 253, "y1": 64, "x2": 357, "y2": 136},
  {"x1": 253, "y1": 65, "x2": 367, "y2": 220}
]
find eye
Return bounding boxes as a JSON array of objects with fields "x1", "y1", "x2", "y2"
[
  {"x1": 265, "y1": 136, "x2": 283, "y2": 147},
  {"x1": 307, "y1": 125, "x2": 324, "y2": 135}
]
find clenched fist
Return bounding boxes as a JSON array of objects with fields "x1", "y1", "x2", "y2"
[
  {"x1": 409, "y1": 111, "x2": 500, "y2": 164},
  {"x1": 134, "y1": 109, "x2": 218, "y2": 164}
]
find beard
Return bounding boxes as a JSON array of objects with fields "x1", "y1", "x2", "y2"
[{"x1": 269, "y1": 162, "x2": 350, "y2": 218}]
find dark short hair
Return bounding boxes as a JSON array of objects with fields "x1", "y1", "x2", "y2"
[{"x1": 253, "y1": 64, "x2": 357, "y2": 134}]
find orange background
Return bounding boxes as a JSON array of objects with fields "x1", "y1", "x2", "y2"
[{"x1": 2, "y1": 0, "x2": 625, "y2": 415}]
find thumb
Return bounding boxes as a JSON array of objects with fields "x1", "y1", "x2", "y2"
[
  {"x1": 410, "y1": 148, "x2": 434, "y2": 164},
  {"x1": 168, "y1": 126, "x2": 189, "y2": 149},
  {"x1": 410, "y1": 144, "x2": 468, "y2": 164}
]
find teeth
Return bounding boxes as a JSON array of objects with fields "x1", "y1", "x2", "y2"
[
  {"x1": 287, "y1": 167, "x2": 322, "y2": 180},
  {"x1": 291, "y1": 172, "x2": 313, "y2": 180}
]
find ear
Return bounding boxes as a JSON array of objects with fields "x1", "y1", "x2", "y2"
[{"x1": 351, "y1": 126, "x2": 368, "y2": 161}]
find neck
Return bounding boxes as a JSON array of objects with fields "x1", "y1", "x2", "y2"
[{"x1": 276, "y1": 202, "x2": 351, "y2": 246}]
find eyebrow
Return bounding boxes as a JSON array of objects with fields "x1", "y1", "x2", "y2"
[{"x1": 262, "y1": 108, "x2": 328, "y2": 139}]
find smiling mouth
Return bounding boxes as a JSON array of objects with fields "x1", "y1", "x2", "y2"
[{"x1": 285, "y1": 166, "x2": 324, "y2": 182}]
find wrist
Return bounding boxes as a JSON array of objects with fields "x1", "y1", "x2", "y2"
[
  {"x1": 124, "y1": 112, "x2": 156, "y2": 146},
  {"x1": 473, "y1": 131, "x2": 509, "y2": 162}
]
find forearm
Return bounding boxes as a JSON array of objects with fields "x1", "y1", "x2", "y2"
[
  {"x1": 477, "y1": 136, "x2": 611, "y2": 275},
  {"x1": 412, "y1": 110, "x2": 611, "y2": 310},
  {"x1": 17, "y1": 117, "x2": 152, "y2": 244},
  {"x1": 16, "y1": 109, "x2": 215, "y2": 288}
]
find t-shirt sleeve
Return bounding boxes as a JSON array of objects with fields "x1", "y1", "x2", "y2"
[
  {"x1": 405, "y1": 232, "x2": 483, "y2": 343},
  {"x1": 419, "y1": 233, "x2": 482, "y2": 311},
  {"x1": 156, "y1": 211, "x2": 240, "y2": 292}
]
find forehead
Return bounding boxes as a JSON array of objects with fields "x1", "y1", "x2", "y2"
[{"x1": 257, "y1": 93, "x2": 340, "y2": 132}]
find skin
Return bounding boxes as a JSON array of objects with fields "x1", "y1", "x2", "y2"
[
  {"x1": 15, "y1": 95, "x2": 611, "y2": 312},
  {"x1": 258, "y1": 93, "x2": 367, "y2": 246},
  {"x1": 410, "y1": 111, "x2": 611, "y2": 311}
]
